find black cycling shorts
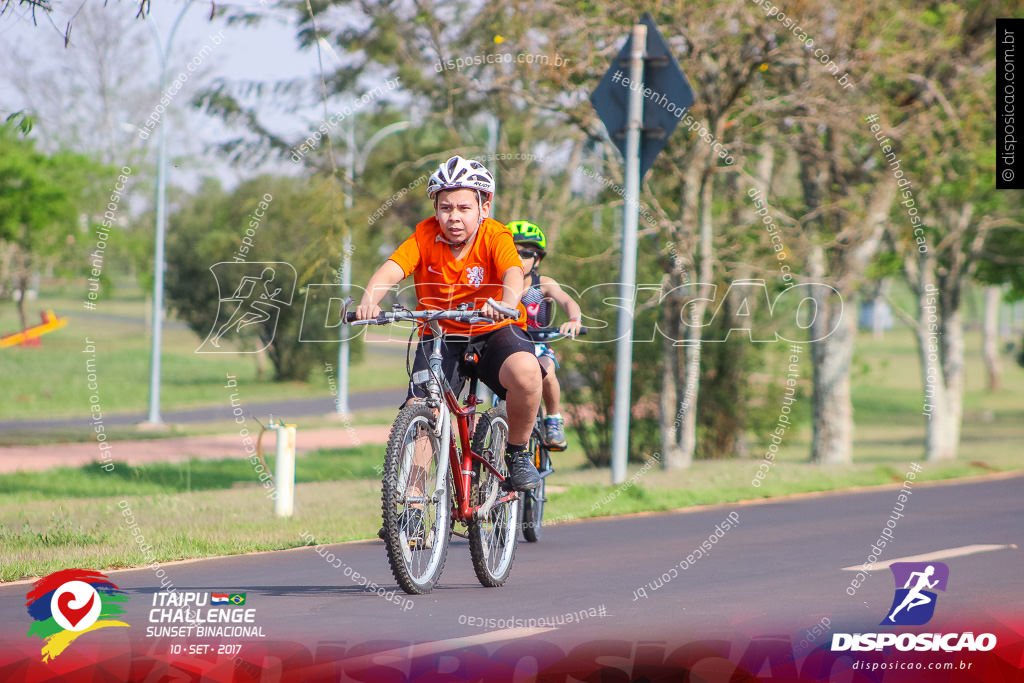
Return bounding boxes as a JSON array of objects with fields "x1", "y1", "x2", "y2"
[{"x1": 404, "y1": 324, "x2": 543, "y2": 403}]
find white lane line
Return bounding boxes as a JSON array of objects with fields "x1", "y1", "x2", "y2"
[{"x1": 841, "y1": 544, "x2": 1018, "y2": 571}]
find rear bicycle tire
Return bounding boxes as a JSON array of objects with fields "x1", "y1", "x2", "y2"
[
  {"x1": 381, "y1": 403, "x2": 451, "y2": 595},
  {"x1": 468, "y1": 405, "x2": 519, "y2": 587},
  {"x1": 521, "y1": 432, "x2": 548, "y2": 543}
]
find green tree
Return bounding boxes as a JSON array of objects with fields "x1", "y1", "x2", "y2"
[
  {"x1": 164, "y1": 175, "x2": 368, "y2": 381},
  {"x1": 0, "y1": 121, "x2": 105, "y2": 329},
  {"x1": 878, "y1": 1, "x2": 1022, "y2": 460},
  {"x1": 549, "y1": 207, "x2": 663, "y2": 466}
]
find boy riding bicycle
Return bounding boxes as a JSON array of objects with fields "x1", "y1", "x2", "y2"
[
  {"x1": 355, "y1": 156, "x2": 543, "y2": 492},
  {"x1": 507, "y1": 220, "x2": 582, "y2": 450}
]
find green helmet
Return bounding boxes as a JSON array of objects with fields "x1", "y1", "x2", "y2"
[{"x1": 507, "y1": 220, "x2": 547, "y2": 256}]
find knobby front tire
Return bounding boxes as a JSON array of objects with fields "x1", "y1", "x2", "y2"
[
  {"x1": 521, "y1": 431, "x2": 548, "y2": 543},
  {"x1": 468, "y1": 405, "x2": 519, "y2": 587},
  {"x1": 381, "y1": 403, "x2": 451, "y2": 595}
]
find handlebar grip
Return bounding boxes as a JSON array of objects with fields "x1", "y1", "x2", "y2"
[
  {"x1": 486, "y1": 298, "x2": 520, "y2": 319},
  {"x1": 345, "y1": 312, "x2": 358, "y2": 323}
]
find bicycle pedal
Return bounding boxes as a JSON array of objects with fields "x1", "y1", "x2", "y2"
[{"x1": 546, "y1": 444, "x2": 566, "y2": 452}]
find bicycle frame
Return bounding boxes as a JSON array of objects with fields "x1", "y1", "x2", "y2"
[{"x1": 415, "y1": 319, "x2": 518, "y2": 524}]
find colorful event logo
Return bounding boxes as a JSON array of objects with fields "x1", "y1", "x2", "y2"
[
  {"x1": 25, "y1": 569, "x2": 130, "y2": 662},
  {"x1": 882, "y1": 562, "x2": 949, "y2": 626}
]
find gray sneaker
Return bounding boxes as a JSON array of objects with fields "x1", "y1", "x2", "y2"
[{"x1": 544, "y1": 416, "x2": 567, "y2": 450}]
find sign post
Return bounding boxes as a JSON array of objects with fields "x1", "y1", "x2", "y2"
[
  {"x1": 590, "y1": 14, "x2": 694, "y2": 484},
  {"x1": 609, "y1": 24, "x2": 646, "y2": 486}
]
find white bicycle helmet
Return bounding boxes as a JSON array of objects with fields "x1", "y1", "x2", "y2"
[{"x1": 427, "y1": 155, "x2": 495, "y2": 200}]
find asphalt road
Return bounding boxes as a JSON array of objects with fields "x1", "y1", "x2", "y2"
[{"x1": 1, "y1": 473, "x2": 1021, "y2": 678}]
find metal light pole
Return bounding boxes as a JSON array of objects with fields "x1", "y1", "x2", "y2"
[
  {"x1": 610, "y1": 23, "x2": 646, "y2": 484},
  {"x1": 145, "y1": 0, "x2": 195, "y2": 426},
  {"x1": 336, "y1": 118, "x2": 412, "y2": 415},
  {"x1": 486, "y1": 113, "x2": 499, "y2": 212}
]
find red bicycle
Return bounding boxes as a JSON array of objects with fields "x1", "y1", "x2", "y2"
[{"x1": 346, "y1": 299, "x2": 522, "y2": 594}]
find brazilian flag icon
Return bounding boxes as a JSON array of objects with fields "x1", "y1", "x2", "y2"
[{"x1": 229, "y1": 593, "x2": 246, "y2": 605}]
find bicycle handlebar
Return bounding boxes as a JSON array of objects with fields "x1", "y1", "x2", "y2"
[
  {"x1": 486, "y1": 298, "x2": 520, "y2": 318},
  {"x1": 526, "y1": 326, "x2": 588, "y2": 342},
  {"x1": 344, "y1": 298, "x2": 519, "y2": 326}
]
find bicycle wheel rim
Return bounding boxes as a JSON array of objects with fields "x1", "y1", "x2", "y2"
[{"x1": 480, "y1": 495, "x2": 517, "y2": 573}]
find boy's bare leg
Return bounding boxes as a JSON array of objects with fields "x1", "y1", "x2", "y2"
[
  {"x1": 540, "y1": 356, "x2": 560, "y2": 415},
  {"x1": 498, "y1": 351, "x2": 542, "y2": 445},
  {"x1": 498, "y1": 351, "x2": 543, "y2": 490},
  {"x1": 538, "y1": 355, "x2": 567, "y2": 448}
]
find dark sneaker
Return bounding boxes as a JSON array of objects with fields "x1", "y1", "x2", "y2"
[
  {"x1": 504, "y1": 447, "x2": 541, "y2": 491},
  {"x1": 544, "y1": 416, "x2": 567, "y2": 450}
]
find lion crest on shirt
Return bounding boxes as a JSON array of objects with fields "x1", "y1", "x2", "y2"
[{"x1": 466, "y1": 266, "x2": 485, "y2": 288}]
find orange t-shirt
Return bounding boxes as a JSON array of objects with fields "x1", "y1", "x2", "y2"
[{"x1": 388, "y1": 217, "x2": 526, "y2": 335}]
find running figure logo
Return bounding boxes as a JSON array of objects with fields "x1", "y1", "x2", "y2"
[
  {"x1": 197, "y1": 262, "x2": 296, "y2": 354},
  {"x1": 882, "y1": 562, "x2": 949, "y2": 626}
]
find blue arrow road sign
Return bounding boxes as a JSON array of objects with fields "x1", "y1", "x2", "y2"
[{"x1": 590, "y1": 13, "x2": 695, "y2": 180}]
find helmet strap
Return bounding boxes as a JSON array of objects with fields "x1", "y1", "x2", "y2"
[{"x1": 436, "y1": 223, "x2": 479, "y2": 249}]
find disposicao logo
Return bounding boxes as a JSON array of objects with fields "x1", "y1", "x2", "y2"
[
  {"x1": 25, "y1": 569, "x2": 130, "y2": 662},
  {"x1": 883, "y1": 561, "x2": 949, "y2": 626},
  {"x1": 832, "y1": 562, "x2": 997, "y2": 653}
]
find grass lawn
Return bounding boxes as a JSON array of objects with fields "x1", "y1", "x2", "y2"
[{"x1": 0, "y1": 285, "x2": 409, "y2": 422}]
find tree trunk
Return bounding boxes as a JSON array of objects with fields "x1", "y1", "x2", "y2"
[
  {"x1": 913, "y1": 274, "x2": 957, "y2": 461},
  {"x1": 16, "y1": 272, "x2": 29, "y2": 332},
  {"x1": 982, "y1": 286, "x2": 1001, "y2": 392},
  {"x1": 939, "y1": 305, "x2": 965, "y2": 458},
  {"x1": 676, "y1": 312, "x2": 702, "y2": 468},
  {"x1": 808, "y1": 245, "x2": 855, "y2": 464},
  {"x1": 664, "y1": 145, "x2": 707, "y2": 470},
  {"x1": 659, "y1": 293, "x2": 685, "y2": 466},
  {"x1": 803, "y1": 176, "x2": 894, "y2": 465},
  {"x1": 674, "y1": 151, "x2": 715, "y2": 468},
  {"x1": 872, "y1": 279, "x2": 891, "y2": 339},
  {"x1": 254, "y1": 344, "x2": 268, "y2": 381}
]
